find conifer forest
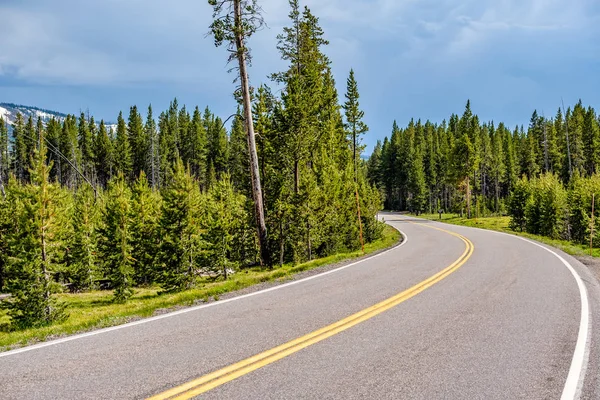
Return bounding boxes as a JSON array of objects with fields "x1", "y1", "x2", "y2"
[
  {"x1": 367, "y1": 99, "x2": 600, "y2": 245},
  {"x1": 0, "y1": 0, "x2": 384, "y2": 329}
]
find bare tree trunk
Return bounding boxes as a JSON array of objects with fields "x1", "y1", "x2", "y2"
[{"x1": 234, "y1": 0, "x2": 270, "y2": 266}]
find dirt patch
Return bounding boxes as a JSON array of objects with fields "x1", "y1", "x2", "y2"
[{"x1": 575, "y1": 255, "x2": 600, "y2": 284}]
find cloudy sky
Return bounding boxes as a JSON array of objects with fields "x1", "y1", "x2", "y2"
[{"x1": 1, "y1": 0, "x2": 599, "y2": 152}]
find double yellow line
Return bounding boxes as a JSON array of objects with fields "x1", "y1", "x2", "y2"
[{"x1": 148, "y1": 224, "x2": 474, "y2": 400}]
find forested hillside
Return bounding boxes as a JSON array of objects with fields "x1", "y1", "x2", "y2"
[
  {"x1": 0, "y1": 0, "x2": 383, "y2": 329},
  {"x1": 367, "y1": 100, "x2": 600, "y2": 244}
]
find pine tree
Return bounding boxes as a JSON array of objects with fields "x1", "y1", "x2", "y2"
[
  {"x1": 45, "y1": 118, "x2": 62, "y2": 183},
  {"x1": 69, "y1": 184, "x2": 99, "y2": 291},
  {"x1": 206, "y1": 175, "x2": 246, "y2": 279},
  {"x1": 95, "y1": 120, "x2": 114, "y2": 188},
  {"x1": 99, "y1": 173, "x2": 134, "y2": 302},
  {"x1": 114, "y1": 112, "x2": 132, "y2": 179},
  {"x1": 209, "y1": 116, "x2": 229, "y2": 179},
  {"x1": 228, "y1": 112, "x2": 250, "y2": 194},
  {"x1": 59, "y1": 115, "x2": 81, "y2": 188},
  {"x1": 343, "y1": 69, "x2": 368, "y2": 178},
  {"x1": 128, "y1": 106, "x2": 147, "y2": 181},
  {"x1": 582, "y1": 106, "x2": 599, "y2": 176},
  {"x1": 366, "y1": 140, "x2": 382, "y2": 188},
  {"x1": 158, "y1": 159, "x2": 204, "y2": 291},
  {"x1": 2, "y1": 130, "x2": 68, "y2": 328},
  {"x1": 490, "y1": 123, "x2": 506, "y2": 212},
  {"x1": 23, "y1": 116, "x2": 37, "y2": 182},
  {"x1": 0, "y1": 117, "x2": 9, "y2": 197},
  {"x1": 146, "y1": 105, "x2": 160, "y2": 189},
  {"x1": 130, "y1": 171, "x2": 161, "y2": 285},
  {"x1": 452, "y1": 101, "x2": 476, "y2": 217},
  {"x1": 0, "y1": 181, "x2": 10, "y2": 291},
  {"x1": 12, "y1": 113, "x2": 27, "y2": 183},
  {"x1": 501, "y1": 123, "x2": 517, "y2": 194},
  {"x1": 189, "y1": 106, "x2": 208, "y2": 187},
  {"x1": 78, "y1": 112, "x2": 95, "y2": 180}
]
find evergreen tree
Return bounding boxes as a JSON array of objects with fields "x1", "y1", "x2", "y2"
[
  {"x1": 343, "y1": 69, "x2": 368, "y2": 178},
  {"x1": 95, "y1": 120, "x2": 113, "y2": 188},
  {"x1": 209, "y1": 116, "x2": 229, "y2": 179},
  {"x1": 452, "y1": 101, "x2": 476, "y2": 217},
  {"x1": 2, "y1": 131, "x2": 67, "y2": 327},
  {"x1": 366, "y1": 140, "x2": 382, "y2": 189},
  {"x1": 78, "y1": 112, "x2": 95, "y2": 180},
  {"x1": 158, "y1": 160, "x2": 204, "y2": 291},
  {"x1": 130, "y1": 172, "x2": 161, "y2": 285},
  {"x1": 69, "y1": 184, "x2": 99, "y2": 291},
  {"x1": 582, "y1": 106, "x2": 599, "y2": 176},
  {"x1": 146, "y1": 105, "x2": 160, "y2": 189},
  {"x1": 114, "y1": 112, "x2": 132, "y2": 179},
  {"x1": 12, "y1": 113, "x2": 27, "y2": 183},
  {"x1": 128, "y1": 106, "x2": 147, "y2": 181},
  {"x1": 206, "y1": 175, "x2": 246, "y2": 279},
  {"x1": 490, "y1": 123, "x2": 506, "y2": 212},
  {"x1": 59, "y1": 115, "x2": 81, "y2": 188},
  {"x1": 228, "y1": 112, "x2": 250, "y2": 194},
  {"x1": 45, "y1": 118, "x2": 62, "y2": 183},
  {"x1": 0, "y1": 117, "x2": 9, "y2": 196},
  {"x1": 98, "y1": 173, "x2": 134, "y2": 302},
  {"x1": 189, "y1": 106, "x2": 208, "y2": 187}
]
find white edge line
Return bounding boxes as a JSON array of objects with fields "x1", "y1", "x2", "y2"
[
  {"x1": 504, "y1": 235, "x2": 589, "y2": 400},
  {"x1": 427, "y1": 220, "x2": 590, "y2": 400},
  {"x1": 0, "y1": 226, "x2": 408, "y2": 358}
]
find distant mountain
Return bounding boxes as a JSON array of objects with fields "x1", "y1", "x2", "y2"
[
  {"x1": 0, "y1": 103, "x2": 68, "y2": 126},
  {"x1": 0, "y1": 103, "x2": 117, "y2": 132}
]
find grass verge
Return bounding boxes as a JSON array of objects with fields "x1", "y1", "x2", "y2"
[
  {"x1": 0, "y1": 224, "x2": 400, "y2": 351},
  {"x1": 416, "y1": 213, "x2": 600, "y2": 258}
]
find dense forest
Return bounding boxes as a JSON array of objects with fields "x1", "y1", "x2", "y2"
[
  {"x1": 0, "y1": 0, "x2": 384, "y2": 329},
  {"x1": 367, "y1": 100, "x2": 600, "y2": 244}
]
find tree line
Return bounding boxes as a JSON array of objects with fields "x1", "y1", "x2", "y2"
[
  {"x1": 367, "y1": 99, "x2": 600, "y2": 244},
  {"x1": 0, "y1": 0, "x2": 383, "y2": 329},
  {"x1": 367, "y1": 100, "x2": 600, "y2": 214}
]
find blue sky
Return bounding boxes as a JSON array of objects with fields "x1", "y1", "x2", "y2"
[{"x1": 1, "y1": 0, "x2": 599, "y2": 153}]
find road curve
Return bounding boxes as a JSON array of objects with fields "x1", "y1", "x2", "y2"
[{"x1": 1, "y1": 213, "x2": 600, "y2": 399}]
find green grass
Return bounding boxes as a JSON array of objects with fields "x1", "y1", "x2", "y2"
[
  {"x1": 0, "y1": 225, "x2": 400, "y2": 351},
  {"x1": 416, "y1": 213, "x2": 600, "y2": 258}
]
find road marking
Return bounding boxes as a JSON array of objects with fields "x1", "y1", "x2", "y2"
[
  {"x1": 416, "y1": 219, "x2": 591, "y2": 400},
  {"x1": 496, "y1": 234, "x2": 589, "y2": 400},
  {"x1": 147, "y1": 224, "x2": 474, "y2": 400},
  {"x1": 0, "y1": 228, "x2": 407, "y2": 358}
]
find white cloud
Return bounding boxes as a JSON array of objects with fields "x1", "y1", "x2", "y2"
[{"x1": 0, "y1": 0, "x2": 597, "y2": 93}]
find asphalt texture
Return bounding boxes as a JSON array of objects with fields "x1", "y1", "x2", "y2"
[{"x1": 1, "y1": 212, "x2": 600, "y2": 400}]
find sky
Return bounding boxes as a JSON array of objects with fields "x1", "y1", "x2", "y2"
[{"x1": 1, "y1": 0, "x2": 599, "y2": 153}]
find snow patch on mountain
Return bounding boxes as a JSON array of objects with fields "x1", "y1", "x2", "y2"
[{"x1": 0, "y1": 103, "x2": 116, "y2": 132}]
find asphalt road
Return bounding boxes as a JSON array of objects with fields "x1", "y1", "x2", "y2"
[{"x1": 2, "y1": 213, "x2": 600, "y2": 399}]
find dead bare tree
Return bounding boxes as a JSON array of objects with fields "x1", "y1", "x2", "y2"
[{"x1": 208, "y1": 0, "x2": 271, "y2": 266}]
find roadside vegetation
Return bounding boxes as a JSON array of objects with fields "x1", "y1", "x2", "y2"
[
  {"x1": 415, "y1": 213, "x2": 600, "y2": 259},
  {"x1": 0, "y1": 224, "x2": 399, "y2": 351}
]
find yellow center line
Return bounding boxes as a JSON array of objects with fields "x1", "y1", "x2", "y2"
[{"x1": 148, "y1": 223, "x2": 474, "y2": 400}]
